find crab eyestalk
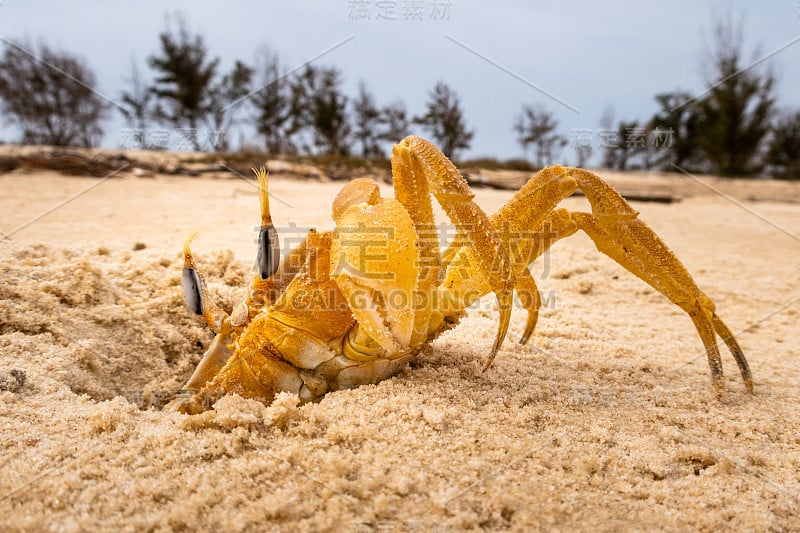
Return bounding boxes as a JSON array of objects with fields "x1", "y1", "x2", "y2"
[
  {"x1": 182, "y1": 232, "x2": 204, "y2": 315},
  {"x1": 254, "y1": 167, "x2": 280, "y2": 280},
  {"x1": 181, "y1": 232, "x2": 230, "y2": 333}
]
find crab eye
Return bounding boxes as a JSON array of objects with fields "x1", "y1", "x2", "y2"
[
  {"x1": 257, "y1": 224, "x2": 280, "y2": 280},
  {"x1": 182, "y1": 265, "x2": 204, "y2": 315},
  {"x1": 253, "y1": 167, "x2": 281, "y2": 280}
]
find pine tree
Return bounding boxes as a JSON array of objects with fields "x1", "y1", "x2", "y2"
[
  {"x1": 287, "y1": 65, "x2": 351, "y2": 155},
  {"x1": 650, "y1": 91, "x2": 703, "y2": 171},
  {"x1": 695, "y1": 14, "x2": 775, "y2": 176},
  {"x1": 147, "y1": 13, "x2": 219, "y2": 150},
  {"x1": 413, "y1": 81, "x2": 473, "y2": 158},
  {"x1": 767, "y1": 110, "x2": 800, "y2": 180},
  {"x1": 251, "y1": 47, "x2": 293, "y2": 154},
  {"x1": 352, "y1": 81, "x2": 381, "y2": 157},
  {"x1": 378, "y1": 101, "x2": 410, "y2": 145}
]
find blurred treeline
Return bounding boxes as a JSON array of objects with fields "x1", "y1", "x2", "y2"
[{"x1": 0, "y1": 12, "x2": 797, "y2": 179}]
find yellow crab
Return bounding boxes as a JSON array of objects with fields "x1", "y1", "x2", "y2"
[{"x1": 167, "y1": 136, "x2": 752, "y2": 414}]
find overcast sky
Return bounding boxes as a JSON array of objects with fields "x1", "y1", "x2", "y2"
[{"x1": 1, "y1": 0, "x2": 799, "y2": 162}]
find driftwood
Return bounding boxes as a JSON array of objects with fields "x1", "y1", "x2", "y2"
[
  {"x1": 1, "y1": 146, "x2": 798, "y2": 204},
  {"x1": 464, "y1": 169, "x2": 681, "y2": 203},
  {"x1": 2, "y1": 150, "x2": 132, "y2": 177}
]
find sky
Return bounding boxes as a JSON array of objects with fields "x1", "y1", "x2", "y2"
[{"x1": 0, "y1": 0, "x2": 799, "y2": 163}]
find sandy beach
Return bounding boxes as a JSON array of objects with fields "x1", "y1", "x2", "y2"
[{"x1": 1, "y1": 167, "x2": 798, "y2": 531}]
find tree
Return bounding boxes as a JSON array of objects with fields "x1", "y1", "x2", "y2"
[
  {"x1": 287, "y1": 65, "x2": 350, "y2": 156},
  {"x1": 767, "y1": 110, "x2": 800, "y2": 180},
  {"x1": 378, "y1": 101, "x2": 410, "y2": 145},
  {"x1": 599, "y1": 107, "x2": 619, "y2": 169},
  {"x1": 513, "y1": 104, "x2": 566, "y2": 168},
  {"x1": 310, "y1": 67, "x2": 351, "y2": 156},
  {"x1": 205, "y1": 60, "x2": 253, "y2": 151},
  {"x1": 695, "y1": 13, "x2": 775, "y2": 176},
  {"x1": 650, "y1": 91, "x2": 703, "y2": 171},
  {"x1": 251, "y1": 47, "x2": 293, "y2": 154},
  {"x1": 413, "y1": 81, "x2": 473, "y2": 159},
  {"x1": 598, "y1": 109, "x2": 654, "y2": 171},
  {"x1": 286, "y1": 65, "x2": 316, "y2": 152},
  {"x1": 352, "y1": 81, "x2": 381, "y2": 157},
  {"x1": 119, "y1": 55, "x2": 155, "y2": 149},
  {"x1": 615, "y1": 120, "x2": 643, "y2": 171},
  {"x1": 0, "y1": 40, "x2": 108, "y2": 147},
  {"x1": 147, "y1": 13, "x2": 219, "y2": 150},
  {"x1": 574, "y1": 143, "x2": 593, "y2": 168}
]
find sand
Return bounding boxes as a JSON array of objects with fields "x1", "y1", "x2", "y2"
[{"x1": 1, "y1": 168, "x2": 799, "y2": 532}]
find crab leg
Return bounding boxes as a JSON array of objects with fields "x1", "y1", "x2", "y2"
[
  {"x1": 486, "y1": 164, "x2": 751, "y2": 393},
  {"x1": 435, "y1": 207, "x2": 578, "y2": 347},
  {"x1": 565, "y1": 167, "x2": 751, "y2": 392},
  {"x1": 514, "y1": 269, "x2": 541, "y2": 346},
  {"x1": 434, "y1": 162, "x2": 577, "y2": 350},
  {"x1": 568, "y1": 209, "x2": 751, "y2": 394},
  {"x1": 514, "y1": 208, "x2": 579, "y2": 345},
  {"x1": 396, "y1": 136, "x2": 515, "y2": 364},
  {"x1": 711, "y1": 313, "x2": 752, "y2": 392},
  {"x1": 389, "y1": 144, "x2": 442, "y2": 349}
]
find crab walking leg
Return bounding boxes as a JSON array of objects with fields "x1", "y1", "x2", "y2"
[
  {"x1": 182, "y1": 332, "x2": 233, "y2": 392},
  {"x1": 512, "y1": 208, "x2": 580, "y2": 345},
  {"x1": 171, "y1": 344, "x2": 304, "y2": 415},
  {"x1": 481, "y1": 165, "x2": 751, "y2": 393},
  {"x1": 390, "y1": 143, "x2": 442, "y2": 348},
  {"x1": 565, "y1": 166, "x2": 752, "y2": 392},
  {"x1": 490, "y1": 166, "x2": 579, "y2": 343},
  {"x1": 514, "y1": 269, "x2": 542, "y2": 346},
  {"x1": 435, "y1": 161, "x2": 578, "y2": 349},
  {"x1": 433, "y1": 208, "x2": 579, "y2": 347},
  {"x1": 711, "y1": 313, "x2": 752, "y2": 392},
  {"x1": 569, "y1": 210, "x2": 751, "y2": 394},
  {"x1": 398, "y1": 136, "x2": 514, "y2": 362}
]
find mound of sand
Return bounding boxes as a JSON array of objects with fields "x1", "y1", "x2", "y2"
[{"x1": 1, "y1": 171, "x2": 798, "y2": 531}]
